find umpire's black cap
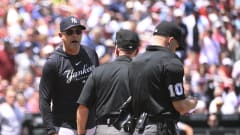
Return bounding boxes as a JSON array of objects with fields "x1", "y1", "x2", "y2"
[
  {"x1": 60, "y1": 16, "x2": 86, "y2": 32},
  {"x1": 153, "y1": 21, "x2": 184, "y2": 50},
  {"x1": 115, "y1": 29, "x2": 140, "y2": 51}
]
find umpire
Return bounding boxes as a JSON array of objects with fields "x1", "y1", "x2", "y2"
[
  {"x1": 128, "y1": 21, "x2": 198, "y2": 135},
  {"x1": 76, "y1": 29, "x2": 140, "y2": 135}
]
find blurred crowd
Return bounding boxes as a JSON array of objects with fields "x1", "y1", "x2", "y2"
[{"x1": 0, "y1": 0, "x2": 240, "y2": 125}]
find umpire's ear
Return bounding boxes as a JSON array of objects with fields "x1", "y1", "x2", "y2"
[
  {"x1": 168, "y1": 37, "x2": 179, "y2": 52},
  {"x1": 115, "y1": 46, "x2": 120, "y2": 56}
]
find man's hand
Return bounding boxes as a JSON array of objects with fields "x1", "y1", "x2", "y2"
[
  {"x1": 78, "y1": 132, "x2": 86, "y2": 135},
  {"x1": 77, "y1": 129, "x2": 86, "y2": 135}
]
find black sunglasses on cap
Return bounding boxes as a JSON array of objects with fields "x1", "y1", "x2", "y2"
[{"x1": 64, "y1": 29, "x2": 82, "y2": 36}]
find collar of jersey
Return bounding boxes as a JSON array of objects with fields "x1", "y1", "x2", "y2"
[
  {"x1": 115, "y1": 55, "x2": 132, "y2": 62},
  {"x1": 146, "y1": 45, "x2": 170, "y2": 52}
]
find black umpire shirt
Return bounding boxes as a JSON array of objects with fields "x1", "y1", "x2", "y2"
[
  {"x1": 129, "y1": 45, "x2": 186, "y2": 120},
  {"x1": 77, "y1": 55, "x2": 132, "y2": 119}
]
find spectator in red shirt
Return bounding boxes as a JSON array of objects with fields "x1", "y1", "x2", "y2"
[{"x1": 0, "y1": 39, "x2": 16, "y2": 81}]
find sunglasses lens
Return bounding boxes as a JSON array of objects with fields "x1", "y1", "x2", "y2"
[
  {"x1": 76, "y1": 29, "x2": 82, "y2": 35},
  {"x1": 66, "y1": 30, "x2": 74, "y2": 35},
  {"x1": 65, "y1": 29, "x2": 82, "y2": 35}
]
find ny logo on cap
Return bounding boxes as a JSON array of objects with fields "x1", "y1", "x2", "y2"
[{"x1": 71, "y1": 17, "x2": 78, "y2": 24}]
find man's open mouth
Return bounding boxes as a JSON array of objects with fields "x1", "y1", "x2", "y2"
[{"x1": 72, "y1": 40, "x2": 78, "y2": 43}]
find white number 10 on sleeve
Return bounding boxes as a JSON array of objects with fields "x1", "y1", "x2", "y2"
[{"x1": 168, "y1": 83, "x2": 184, "y2": 97}]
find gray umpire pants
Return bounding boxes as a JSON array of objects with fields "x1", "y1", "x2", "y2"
[
  {"x1": 133, "y1": 124, "x2": 158, "y2": 135},
  {"x1": 133, "y1": 120, "x2": 177, "y2": 135},
  {"x1": 95, "y1": 125, "x2": 131, "y2": 135}
]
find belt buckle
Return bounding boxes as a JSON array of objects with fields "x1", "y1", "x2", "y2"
[{"x1": 107, "y1": 118, "x2": 111, "y2": 125}]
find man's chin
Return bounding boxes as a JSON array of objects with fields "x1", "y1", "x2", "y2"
[{"x1": 70, "y1": 42, "x2": 80, "y2": 47}]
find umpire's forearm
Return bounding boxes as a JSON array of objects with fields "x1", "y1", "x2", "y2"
[
  {"x1": 172, "y1": 97, "x2": 198, "y2": 114},
  {"x1": 77, "y1": 105, "x2": 89, "y2": 135},
  {"x1": 183, "y1": 97, "x2": 198, "y2": 112}
]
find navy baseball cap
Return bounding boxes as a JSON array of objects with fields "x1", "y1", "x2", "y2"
[
  {"x1": 153, "y1": 21, "x2": 184, "y2": 50},
  {"x1": 60, "y1": 16, "x2": 86, "y2": 32},
  {"x1": 115, "y1": 29, "x2": 140, "y2": 51}
]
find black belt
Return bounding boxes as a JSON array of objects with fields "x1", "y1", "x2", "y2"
[
  {"x1": 146, "y1": 116, "x2": 177, "y2": 124},
  {"x1": 97, "y1": 115, "x2": 119, "y2": 125}
]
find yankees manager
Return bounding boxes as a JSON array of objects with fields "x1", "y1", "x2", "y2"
[{"x1": 39, "y1": 16, "x2": 99, "y2": 135}]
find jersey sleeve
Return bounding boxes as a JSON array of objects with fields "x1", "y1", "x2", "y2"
[
  {"x1": 39, "y1": 58, "x2": 57, "y2": 134},
  {"x1": 165, "y1": 58, "x2": 186, "y2": 101}
]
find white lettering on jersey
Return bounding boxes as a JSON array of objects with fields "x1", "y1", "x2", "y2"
[{"x1": 64, "y1": 64, "x2": 95, "y2": 84}]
